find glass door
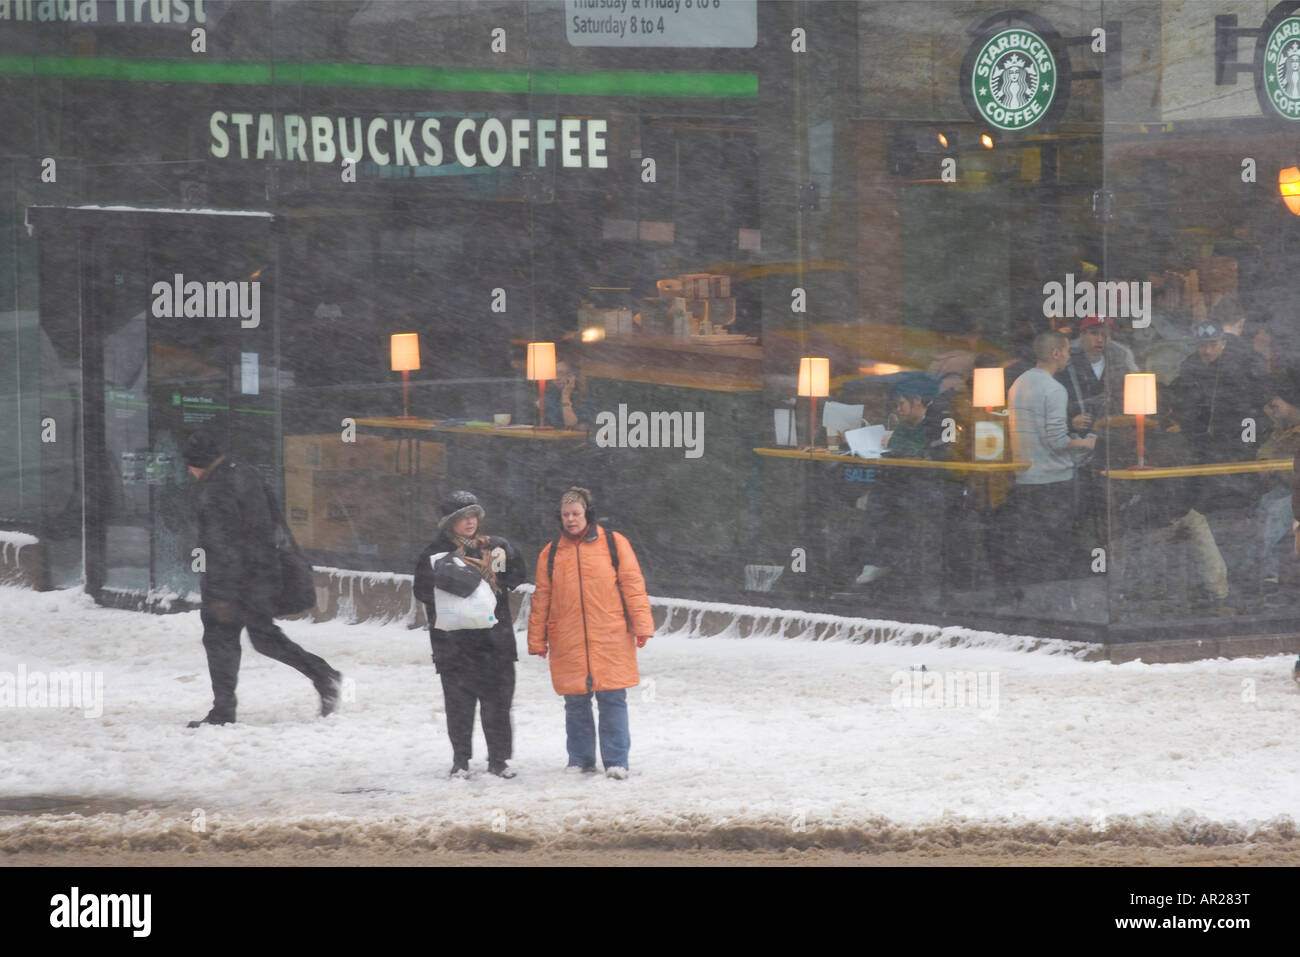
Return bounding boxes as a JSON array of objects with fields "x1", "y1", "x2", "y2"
[{"x1": 82, "y1": 212, "x2": 276, "y2": 605}]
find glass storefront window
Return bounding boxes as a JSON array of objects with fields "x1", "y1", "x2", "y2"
[{"x1": 1, "y1": 1, "x2": 1299, "y2": 643}]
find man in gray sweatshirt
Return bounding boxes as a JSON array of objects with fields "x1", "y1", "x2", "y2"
[{"x1": 1007, "y1": 331, "x2": 1097, "y2": 584}]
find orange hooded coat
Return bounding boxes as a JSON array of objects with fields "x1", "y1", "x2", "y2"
[{"x1": 527, "y1": 524, "x2": 655, "y2": 695}]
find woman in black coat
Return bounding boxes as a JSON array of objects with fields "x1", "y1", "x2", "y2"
[{"x1": 413, "y1": 490, "x2": 526, "y2": 778}]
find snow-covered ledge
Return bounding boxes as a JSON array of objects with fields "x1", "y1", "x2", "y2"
[
  {"x1": 0, "y1": 530, "x2": 44, "y2": 590},
  {"x1": 307, "y1": 566, "x2": 1103, "y2": 659}
]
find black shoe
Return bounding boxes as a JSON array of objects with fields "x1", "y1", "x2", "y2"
[
  {"x1": 186, "y1": 711, "x2": 233, "y2": 728},
  {"x1": 449, "y1": 763, "x2": 471, "y2": 779},
  {"x1": 488, "y1": 762, "x2": 517, "y2": 779},
  {"x1": 317, "y1": 671, "x2": 343, "y2": 717}
]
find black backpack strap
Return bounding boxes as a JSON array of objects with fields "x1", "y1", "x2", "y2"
[
  {"x1": 603, "y1": 527, "x2": 631, "y2": 631},
  {"x1": 542, "y1": 540, "x2": 557, "y2": 646},
  {"x1": 605, "y1": 525, "x2": 619, "y2": 570}
]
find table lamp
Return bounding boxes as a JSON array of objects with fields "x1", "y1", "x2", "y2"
[
  {"x1": 972, "y1": 367, "x2": 1005, "y2": 412},
  {"x1": 390, "y1": 333, "x2": 420, "y2": 419},
  {"x1": 527, "y1": 341, "x2": 557, "y2": 429},
  {"x1": 797, "y1": 357, "x2": 829, "y2": 449},
  {"x1": 971, "y1": 366, "x2": 1008, "y2": 462},
  {"x1": 1124, "y1": 373, "x2": 1157, "y2": 469}
]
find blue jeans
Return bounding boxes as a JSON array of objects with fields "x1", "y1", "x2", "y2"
[
  {"x1": 564, "y1": 689, "x2": 629, "y2": 770},
  {"x1": 1257, "y1": 485, "x2": 1292, "y2": 580}
]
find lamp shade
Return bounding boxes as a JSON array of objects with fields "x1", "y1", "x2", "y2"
[
  {"x1": 527, "y1": 341, "x2": 556, "y2": 380},
  {"x1": 390, "y1": 333, "x2": 420, "y2": 372},
  {"x1": 797, "y1": 357, "x2": 830, "y2": 397},
  {"x1": 1281, "y1": 167, "x2": 1300, "y2": 216},
  {"x1": 1124, "y1": 373, "x2": 1157, "y2": 416},
  {"x1": 972, "y1": 367, "x2": 1006, "y2": 409}
]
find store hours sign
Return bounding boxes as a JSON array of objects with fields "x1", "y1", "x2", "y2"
[{"x1": 564, "y1": 0, "x2": 756, "y2": 47}]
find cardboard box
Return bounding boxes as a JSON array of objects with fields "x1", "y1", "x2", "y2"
[
  {"x1": 283, "y1": 468, "x2": 428, "y2": 552},
  {"x1": 283, "y1": 433, "x2": 400, "y2": 472}
]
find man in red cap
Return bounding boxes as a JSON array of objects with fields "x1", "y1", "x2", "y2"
[{"x1": 1056, "y1": 315, "x2": 1136, "y2": 434}]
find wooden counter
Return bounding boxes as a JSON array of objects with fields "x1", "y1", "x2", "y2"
[
  {"x1": 1101, "y1": 459, "x2": 1293, "y2": 480},
  {"x1": 754, "y1": 447, "x2": 1028, "y2": 473},
  {"x1": 580, "y1": 335, "x2": 762, "y2": 393},
  {"x1": 354, "y1": 417, "x2": 587, "y2": 441}
]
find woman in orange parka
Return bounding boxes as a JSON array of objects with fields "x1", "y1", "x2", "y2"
[{"x1": 527, "y1": 487, "x2": 655, "y2": 779}]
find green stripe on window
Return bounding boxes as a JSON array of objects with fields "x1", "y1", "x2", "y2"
[{"x1": 0, "y1": 55, "x2": 756, "y2": 99}]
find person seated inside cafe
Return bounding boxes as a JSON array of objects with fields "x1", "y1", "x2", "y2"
[
  {"x1": 855, "y1": 372, "x2": 953, "y2": 587},
  {"x1": 538, "y1": 349, "x2": 595, "y2": 431},
  {"x1": 1253, "y1": 380, "x2": 1300, "y2": 590}
]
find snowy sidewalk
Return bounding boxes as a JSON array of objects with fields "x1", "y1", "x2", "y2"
[{"x1": 1, "y1": 586, "x2": 1297, "y2": 853}]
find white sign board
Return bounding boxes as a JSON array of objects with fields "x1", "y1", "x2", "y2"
[{"x1": 565, "y1": 0, "x2": 756, "y2": 48}]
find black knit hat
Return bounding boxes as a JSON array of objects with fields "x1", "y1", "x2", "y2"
[
  {"x1": 438, "y1": 490, "x2": 485, "y2": 534},
  {"x1": 183, "y1": 432, "x2": 222, "y2": 469}
]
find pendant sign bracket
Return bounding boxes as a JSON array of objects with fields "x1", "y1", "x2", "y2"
[
  {"x1": 1062, "y1": 20, "x2": 1123, "y2": 89},
  {"x1": 1214, "y1": 14, "x2": 1262, "y2": 86}
]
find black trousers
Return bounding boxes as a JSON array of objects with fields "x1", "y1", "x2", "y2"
[
  {"x1": 438, "y1": 651, "x2": 515, "y2": 767},
  {"x1": 1008, "y1": 480, "x2": 1077, "y2": 585},
  {"x1": 200, "y1": 606, "x2": 337, "y2": 719}
]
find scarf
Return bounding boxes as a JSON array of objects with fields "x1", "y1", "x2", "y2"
[{"x1": 451, "y1": 534, "x2": 500, "y2": 594}]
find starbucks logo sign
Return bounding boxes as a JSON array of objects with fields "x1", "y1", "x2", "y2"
[
  {"x1": 970, "y1": 28, "x2": 1057, "y2": 131},
  {"x1": 1263, "y1": 16, "x2": 1300, "y2": 119}
]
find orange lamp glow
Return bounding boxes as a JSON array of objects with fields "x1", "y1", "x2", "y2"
[
  {"x1": 1123, "y1": 373, "x2": 1157, "y2": 416},
  {"x1": 972, "y1": 367, "x2": 1006, "y2": 411},
  {"x1": 797, "y1": 357, "x2": 830, "y2": 398},
  {"x1": 526, "y1": 342, "x2": 556, "y2": 381},
  {"x1": 797, "y1": 358, "x2": 830, "y2": 449},
  {"x1": 390, "y1": 333, "x2": 420, "y2": 418},
  {"x1": 527, "y1": 342, "x2": 557, "y2": 428},
  {"x1": 1124, "y1": 372, "x2": 1158, "y2": 469},
  {"x1": 390, "y1": 333, "x2": 420, "y2": 372},
  {"x1": 1280, "y1": 167, "x2": 1300, "y2": 215}
]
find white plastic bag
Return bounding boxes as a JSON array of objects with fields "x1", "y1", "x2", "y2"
[{"x1": 429, "y1": 552, "x2": 498, "y2": 631}]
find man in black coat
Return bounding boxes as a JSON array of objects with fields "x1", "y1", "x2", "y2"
[
  {"x1": 1167, "y1": 320, "x2": 1267, "y2": 465},
  {"x1": 413, "y1": 490, "x2": 526, "y2": 778},
  {"x1": 184, "y1": 432, "x2": 341, "y2": 728}
]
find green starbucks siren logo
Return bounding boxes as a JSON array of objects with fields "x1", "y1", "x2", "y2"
[
  {"x1": 971, "y1": 28, "x2": 1057, "y2": 131},
  {"x1": 1263, "y1": 16, "x2": 1300, "y2": 119}
]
